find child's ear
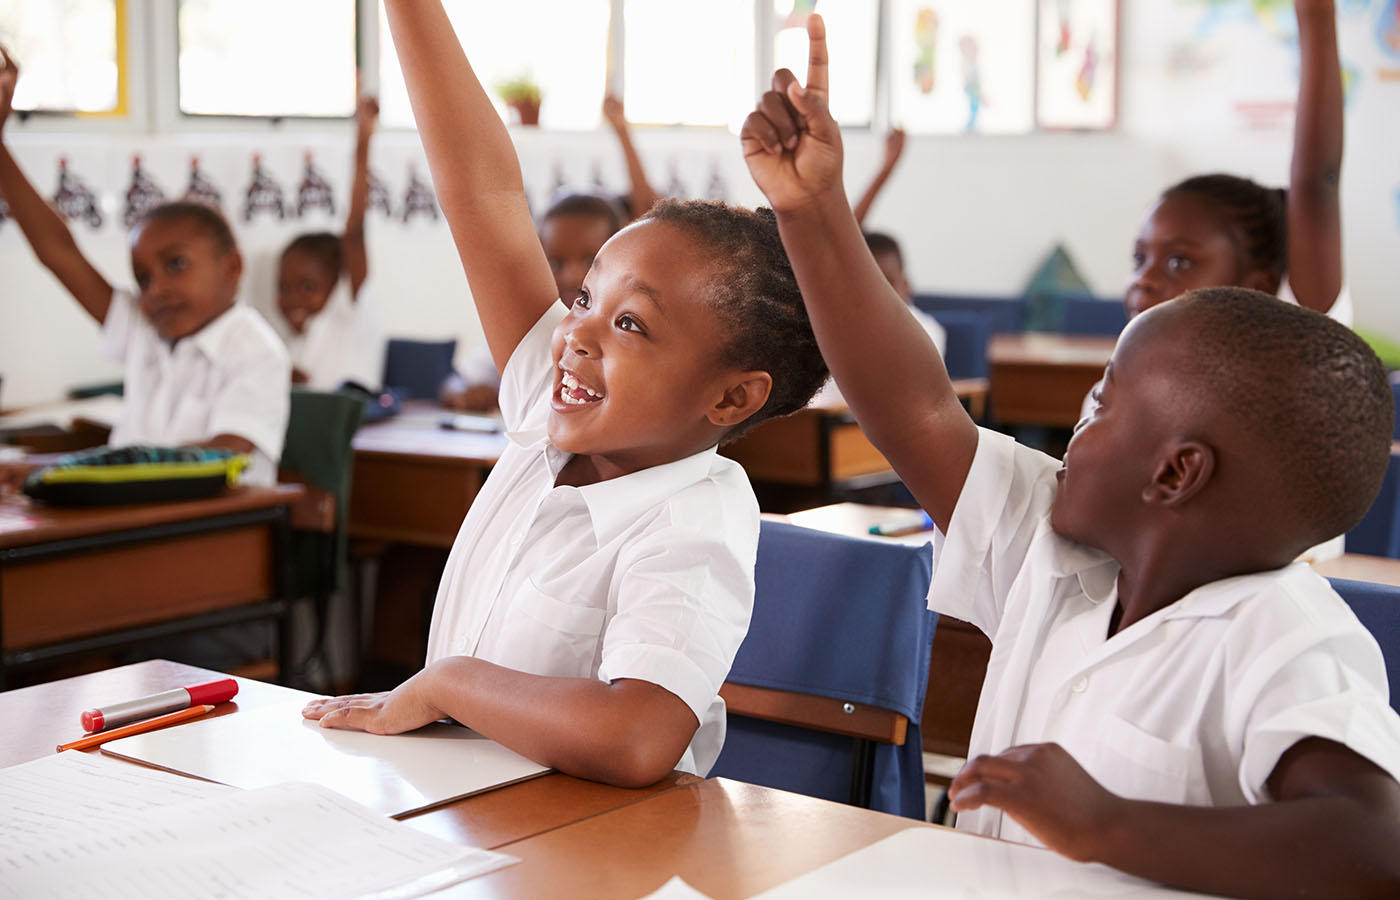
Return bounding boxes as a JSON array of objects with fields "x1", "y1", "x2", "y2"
[
  {"x1": 1142, "y1": 440, "x2": 1214, "y2": 507},
  {"x1": 222, "y1": 249, "x2": 245, "y2": 293},
  {"x1": 707, "y1": 371, "x2": 773, "y2": 428}
]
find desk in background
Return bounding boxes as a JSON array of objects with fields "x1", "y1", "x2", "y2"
[
  {"x1": 988, "y1": 333, "x2": 1115, "y2": 428},
  {"x1": 722, "y1": 379, "x2": 988, "y2": 505},
  {"x1": 350, "y1": 406, "x2": 506, "y2": 550},
  {"x1": 0, "y1": 487, "x2": 301, "y2": 689}
]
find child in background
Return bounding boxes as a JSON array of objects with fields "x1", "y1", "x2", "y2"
[
  {"x1": 1127, "y1": 0, "x2": 1347, "y2": 324},
  {"x1": 440, "y1": 193, "x2": 622, "y2": 412},
  {"x1": 742, "y1": 16, "x2": 1400, "y2": 898},
  {"x1": 277, "y1": 91, "x2": 385, "y2": 391},
  {"x1": 304, "y1": 0, "x2": 827, "y2": 786},
  {"x1": 0, "y1": 48, "x2": 288, "y2": 486}
]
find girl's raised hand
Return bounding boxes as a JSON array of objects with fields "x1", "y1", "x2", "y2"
[
  {"x1": 740, "y1": 14, "x2": 843, "y2": 213},
  {"x1": 0, "y1": 47, "x2": 18, "y2": 131}
]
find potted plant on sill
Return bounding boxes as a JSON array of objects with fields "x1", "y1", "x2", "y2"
[{"x1": 495, "y1": 74, "x2": 541, "y2": 126}]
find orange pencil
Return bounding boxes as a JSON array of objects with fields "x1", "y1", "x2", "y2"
[{"x1": 55, "y1": 703, "x2": 217, "y2": 753}]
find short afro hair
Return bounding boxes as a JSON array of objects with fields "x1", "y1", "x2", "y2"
[
  {"x1": 543, "y1": 193, "x2": 623, "y2": 235},
  {"x1": 641, "y1": 198, "x2": 828, "y2": 441},
  {"x1": 1162, "y1": 174, "x2": 1287, "y2": 291},
  {"x1": 1172, "y1": 286, "x2": 1391, "y2": 544},
  {"x1": 282, "y1": 231, "x2": 343, "y2": 279},
  {"x1": 134, "y1": 201, "x2": 237, "y2": 254},
  {"x1": 863, "y1": 231, "x2": 903, "y2": 266}
]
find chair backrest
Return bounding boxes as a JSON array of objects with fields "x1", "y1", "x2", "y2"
[
  {"x1": 381, "y1": 339, "x2": 458, "y2": 401},
  {"x1": 1059, "y1": 295, "x2": 1128, "y2": 337},
  {"x1": 928, "y1": 311, "x2": 992, "y2": 380},
  {"x1": 279, "y1": 388, "x2": 366, "y2": 595},
  {"x1": 710, "y1": 520, "x2": 936, "y2": 819},
  {"x1": 1390, "y1": 378, "x2": 1400, "y2": 442},
  {"x1": 1325, "y1": 577, "x2": 1400, "y2": 712},
  {"x1": 913, "y1": 293, "x2": 1027, "y2": 335},
  {"x1": 1346, "y1": 453, "x2": 1400, "y2": 558}
]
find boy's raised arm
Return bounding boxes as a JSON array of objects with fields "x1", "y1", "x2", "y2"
[
  {"x1": 603, "y1": 93, "x2": 658, "y2": 220},
  {"x1": 741, "y1": 16, "x2": 976, "y2": 530},
  {"x1": 0, "y1": 47, "x2": 112, "y2": 324},
  {"x1": 342, "y1": 82, "x2": 376, "y2": 300},
  {"x1": 381, "y1": 1, "x2": 559, "y2": 372},
  {"x1": 1286, "y1": 0, "x2": 1343, "y2": 314},
  {"x1": 852, "y1": 127, "x2": 905, "y2": 226}
]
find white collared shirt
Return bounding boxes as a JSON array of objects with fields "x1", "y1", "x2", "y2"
[
  {"x1": 931, "y1": 427, "x2": 1400, "y2": 846},
  {"x1": 101, "y1": 289, "x2": 290, "y2": 486},
  {"x1": 286, "y1": 276, "x2": 386, "y2": 391},
  {"x1": 425, "y1": 303, "x2": 757, "y2": 776}
]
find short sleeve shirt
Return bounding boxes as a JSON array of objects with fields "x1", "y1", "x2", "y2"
[
  {"x1": 931, "y1": 427, "x2": 1400, "y2": 846},
  {"x1": 424, "y1": 303, "x2": 758, "y2": 776},
  {"x1": 100, "y1": 290, "x2": 290, "y2": 486}
]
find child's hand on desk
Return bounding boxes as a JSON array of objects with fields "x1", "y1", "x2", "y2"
[
  {"x1": 948, "y1": 742, "x2": 1124, "y2": 863},
  {"x1": 740, "y1": 14, "x2": 843, "y2": 213},
  {"x1": 302, "y1": 668, "x2": 445, "y2": 735}
]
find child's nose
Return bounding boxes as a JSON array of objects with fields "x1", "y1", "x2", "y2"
[{"x1": 564, "y1": 320, "x2": 599, "y2": 357}]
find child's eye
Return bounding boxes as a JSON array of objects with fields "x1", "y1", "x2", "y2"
[
  {"x1": 617, "y1": 314, "x2": 644, "y2": 334},
  {"x1": 165, "y1": 256, "x2": 187, "y2": 274},
  {"x1": 1166, "y1": 256, "x2": 1192, "y2": 274},
  {"x1": 1131, "y1": 251, "x2": 1146, "y2": 269},
  {"x1": 574, "y1": 290, "x2": 590, "y2": 309}
]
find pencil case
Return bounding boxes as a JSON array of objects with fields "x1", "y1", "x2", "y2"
[{"x1": 22, "y1": 445, "x2": 250, "y2": 506}]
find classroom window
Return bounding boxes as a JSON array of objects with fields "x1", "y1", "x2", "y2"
[
  {"x1": 770, "y1": 0, "x2": 877, "y2": 128},
  {"x1": 885, "y1": 0, "x2": 1035, "y2": 135},
  {"x1": 377, "y1": 0, "x2": 611, "y2": 131},
  {"x1": 176, "y1": 0, "x2": 357, "y2": 118},
  {"x1": 622, "y1": 0, "x2": 755, "y2": 129},
  {"x1": 0, "y1": 0, "x2": 123, "y2": 114}
]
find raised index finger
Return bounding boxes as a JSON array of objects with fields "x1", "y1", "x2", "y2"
[{"x1": 805, "y1": 13, "x2": 828, "y2": 99}]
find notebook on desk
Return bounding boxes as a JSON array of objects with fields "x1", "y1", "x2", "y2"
[{"x1": 101, "y1": 698, "x2": 551, "y2": 817}]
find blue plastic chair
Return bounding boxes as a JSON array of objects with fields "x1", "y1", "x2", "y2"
[
  {"x1": 381, "y1": 338, "x2": 458, "y2": 401},
  {"x1": 1389, "y1": 377, "x2": 1400, "y2": 442},
  {"x1": 1326, "y1": 577, "x2": 1400, "y2": 713},
  {"x1": 913, "y1": 294, "x2": 1027, "y2": 335},
  {"x1": 710, "y1": 520, "x2": 937, "y2": 819},
  {"x1": 1060, "y1": 295, "x2": 1129, "y2": 336},
  {"x1": 928, "y1": 311, "x2": 992, "y2": 380},
  {"x1": 1346, "y1": 454, "x2": 1400, "y2": 558}
]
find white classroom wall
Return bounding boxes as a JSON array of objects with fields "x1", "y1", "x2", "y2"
[{"x1": 2, "y1": 4, "x2": 1397, "y2": 410}]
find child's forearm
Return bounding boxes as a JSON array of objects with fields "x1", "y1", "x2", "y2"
[
  {"x1": 611, "y1": 122, "x2": 658, "y2": 220},
  {"x1": 0, "y1": 141, "x2": 112, "y2": 321},
  {"x1": 343, "y1": 133, "x2": 371, "y2": 297},
  {"x1": 851, "y1": 162, "x2": 894, "y2": 225},
  {"x1": 1287, "y1": 0, "x2": 1343, "y2": 312},
  {"x1": 1091, "y1": 790, "x2": 1400, "y2": 898},
  {"x1": 774, "y1": 186, "x2": 976, "y2": 530},
  {"x1": 421, "y1": 656, "x2": 696, "y2": 788},
  {"x1": 381, "y1": 0, "x2": 558, "y2": 370}
]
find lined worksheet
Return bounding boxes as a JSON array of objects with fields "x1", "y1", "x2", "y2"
[{"x1": 0, "y1": 752, "x2": 515, "y2": 900}]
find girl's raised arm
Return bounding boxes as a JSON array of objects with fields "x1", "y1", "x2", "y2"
[
  {"x1": 0, "y1": 47, "x2": 112, "y2": 324},
  {"x1": 382, "y1": 1, "x2": 559, "y2": 371},
  {"x1": 1287, "y1": 0, "x2": 1343, "y2": 314},
  {"x1": 343, "y1": 82, "x2": 376, "y2": 301}
]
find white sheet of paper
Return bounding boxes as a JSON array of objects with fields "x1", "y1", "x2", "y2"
[
  {"x1": 749, "y1": 827, "x2": 1218, "y2": 899},
  {"x1": 0, "y1": 776, "x2": 515, "y2": 900},
  {"x1": 0, "y1": 751, "x2": 234, "y2": 851},
  {"x1": 634, "y1": 876, "x2": 718, "y2": 900},
  {"x1": 101, "y1": 699, "x2": 550, "y2": 817}
]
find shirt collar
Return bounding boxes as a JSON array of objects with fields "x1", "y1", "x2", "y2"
[
  {"x1": 503, "y1": 428, "x2": 722, "y2": 546},
  {"x1": 1161, "y1": 562, "x2": 1302, "y2": 621},
  {"x1": 1045, "y1": 530, "x2": 1119, "y2": 604},
  {"x1": 182, "y1": 302, "x2": 243, "y2": 359}
]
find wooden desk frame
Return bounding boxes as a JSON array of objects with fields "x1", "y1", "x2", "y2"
[{"x1": 0, "y1": 505, "x2": 295, "y2": 689}]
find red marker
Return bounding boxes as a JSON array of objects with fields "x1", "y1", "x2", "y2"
[{"x1": 80, "y1": 678, "x2": 238, "y2": 733}]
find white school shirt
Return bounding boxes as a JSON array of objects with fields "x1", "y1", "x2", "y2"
[
  {"x1": 910, "y1": 307, "x2": 948, "y2": 360},
  {"x1": 286, "y1": 276, "x2": 386, "y2": 391},
  {"x1": 100, "y1": 289, "x2": 290, "y2": 486},
  {"x1": 424, "y1": 303, "x2": 757, "y2": 776},
  {"x1": 931, "y1": 427, "x2": 1400, "y2": 846}
]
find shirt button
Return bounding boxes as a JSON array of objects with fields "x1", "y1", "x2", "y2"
[{"x1": 1071, "y1": 675, "x2": 1088, "y2": 693}]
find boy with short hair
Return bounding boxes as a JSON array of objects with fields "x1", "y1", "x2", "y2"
[{"x1": 741, "y1": 16, "x2": 1400, "y2": 898}]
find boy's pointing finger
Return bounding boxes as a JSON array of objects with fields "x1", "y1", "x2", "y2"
[{"x1": 805, "y1": 13, "x2": 828, "y2": 98}]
